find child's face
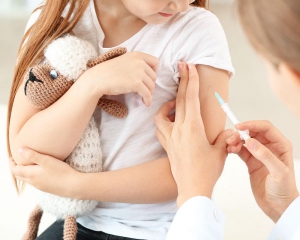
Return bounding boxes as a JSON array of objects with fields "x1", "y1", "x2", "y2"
[
  {"x1": 262, "y1": 58, "x2": 300, "y2": 118},
  {"x1": 122, "y1": 0, "x2": 194, "y2": 24}
]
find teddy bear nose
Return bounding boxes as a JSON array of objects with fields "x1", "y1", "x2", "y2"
[
  {"x1": 29, "y1": 68, "x2": 42, "y2": 82},
  {"x1": 24, "y1": 68, "x2": 43, "y2": 96}
]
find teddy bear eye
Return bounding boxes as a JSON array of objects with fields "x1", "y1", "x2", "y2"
[{"x1": 50, "y1": 70, "x2": 58, "y2": 80}]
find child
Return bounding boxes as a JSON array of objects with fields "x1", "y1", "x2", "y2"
[{"x1": 8, "y1": 0, "x2": 234, "y2": 239}]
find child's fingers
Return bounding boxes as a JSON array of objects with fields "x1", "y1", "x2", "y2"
[
  {"x1": 139, "y1": 52, "x2": 159, "y2": 72},
  {"x1": 185, "y1": 64, "x2": 201, "y2": 123},
  {"x1": 143, "y1": 75, "x2": 156, "y2": 94},
  {"x1": 176, "y1": 62, "x2": 189, "y2": 123},
  {"x1": 144, "y1": 63, "x2": 157, "y2": 82},
  {"x1": 9, "y1": 156, "x2": 34, "y2": 180},
  {"x1": 137, "y1": 84, "x2": 152, "y2": 107}
]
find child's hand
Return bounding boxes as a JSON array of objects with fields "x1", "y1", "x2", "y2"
[
  {"x1": 87, "y1": 52, "x2": 158, "y2": 107},
  {"x1": 154, "y1": 63, "x2": 230, "y2": 207},
  {"x1": 10, "y1": 148, "x2": 81, "y2": 198},
  {"x1": 226, "y1": 121, "x2": 299, "y2": 222}
]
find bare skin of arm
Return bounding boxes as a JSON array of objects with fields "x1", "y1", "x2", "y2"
[
  {"x1": 10, "y1": 74, "x2": 101, "y2": 165},
  {"x1": 9, "y1": 52, "x2": 158, "y2": 166},
  {"x1": 10, "y1": 64, "x2": 229, "y2": 203},
  {"x1": 196, "y1": 65, "x2": 229, "y2": 144}
]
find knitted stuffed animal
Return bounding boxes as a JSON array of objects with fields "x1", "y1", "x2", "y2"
[{"x1": 22, "y1": 34, "x2": 127, "y2": 240}]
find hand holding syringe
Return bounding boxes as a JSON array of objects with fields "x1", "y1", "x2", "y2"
[{"x1": 212, "y1": 90, "x2": 250, "y2": 141}]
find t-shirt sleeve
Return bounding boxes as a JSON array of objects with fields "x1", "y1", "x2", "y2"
[{"x1": 171, "y1": 9, "x2": 234, "y2": 83}]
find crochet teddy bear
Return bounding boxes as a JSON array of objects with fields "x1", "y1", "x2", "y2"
[{"x1": 22, "y1": 34, "x2": 127, "y2": 240}]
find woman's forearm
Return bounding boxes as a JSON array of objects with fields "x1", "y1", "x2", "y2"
[
  {"x1": 11, "y1": 72, "x2": 101, "y2": 165},
  {"x1": 77, "y1": 157, "x2": 178, "y2": 203}
]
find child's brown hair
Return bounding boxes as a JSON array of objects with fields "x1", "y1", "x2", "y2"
[{"x1": 237, "y1": 0, "x2": 300, "y2": 73}]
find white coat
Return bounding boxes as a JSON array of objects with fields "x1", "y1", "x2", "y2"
[{"x1": 166, "y1": 196, "x2": 300, "y2": 240}]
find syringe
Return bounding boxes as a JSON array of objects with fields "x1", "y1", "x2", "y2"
[{"x1": 214, "y1": 91, "x2": 250, "y2": 141}]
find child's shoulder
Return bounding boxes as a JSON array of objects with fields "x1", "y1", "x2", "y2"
[{"x1": 172, "y1": 6, "x2": 223, "y2": 33}]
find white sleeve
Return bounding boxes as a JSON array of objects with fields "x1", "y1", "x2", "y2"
[
  {"x1": 171, "y1": 9, "x2": 235, "y2": 83},
  {"x1": 166, "y1": 196, "x2": 225, "y2": 240},
  {"x1": 267, "y1": 196, "x2": 300, "y2": 240}
]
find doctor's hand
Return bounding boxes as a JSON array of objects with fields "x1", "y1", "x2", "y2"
[
  {"x1": 154, "y1": 63, "x2": 231, "y2": 207},
  {"x1": 226, "y1": 121, "x2": 299, "y2": 223}
]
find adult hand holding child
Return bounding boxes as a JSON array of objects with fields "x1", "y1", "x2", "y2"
[{"x1": 154, "y1": 62, "x2": 232, "y2": 207}]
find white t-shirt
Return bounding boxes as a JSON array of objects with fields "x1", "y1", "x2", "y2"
[{"x1": 25, "y1": 1, "x2": 234, "y2": 239}]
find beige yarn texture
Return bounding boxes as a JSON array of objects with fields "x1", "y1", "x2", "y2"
[
  {"x1": 21, "y1": 206, "x2": 43, "y2": 240},
  {"x1": 64, "y1": 216, "x2": 78, "y2": 240},
  {"x1": 23, "y1": 34, "x2": 128, "y2": 240}
]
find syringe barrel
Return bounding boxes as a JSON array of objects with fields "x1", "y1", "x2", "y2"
[{"x1": 221, "y1": 103, "x2": 240, "y2": 125}]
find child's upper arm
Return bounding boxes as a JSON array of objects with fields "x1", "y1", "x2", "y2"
[
  {"x1": 9, "y1": 80, "x2": 41, "y2": 164},
  {"x1": 196, "y1": 65, "x2": 229, "y2": 144},
  {"x1": 172, "y1": 10, "x2": 234, "y2": 143}
]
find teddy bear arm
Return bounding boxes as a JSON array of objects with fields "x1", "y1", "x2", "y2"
[
  {"x1": 87, "y1": 47, "x2": 127, "y2": 68},
  {"x1": 97, "y1": 99, "x2": 128, "y2": 118}
]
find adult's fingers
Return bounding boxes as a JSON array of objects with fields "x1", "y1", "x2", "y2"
[
  {"x1": 236, "y1": 120, "x2": 288, "y2": 144},
  {"x1": 237, "y1": 121, "x2": 292, "y2": 160},
  {"x1": 168, "y1": 113, "x2": 175, "y2": 122},
  {"x1": 155, "y1": 129, "x2": 167, "y2": 150},
  {"x1": 154, "y1": 100, "x2": 175, "y2": 137},
  {"x1": 244, "y1": 138, "x2": 287, "y2": 175},
  {"x1": 228, "y1": 141, "x2": 244, "y2": 154},
  {"x1": 185, "y1": 64, "x2": 201, "y2": 123},
  {"x1": 176, "y1": 62, "x2": 189, "y2": 123}
]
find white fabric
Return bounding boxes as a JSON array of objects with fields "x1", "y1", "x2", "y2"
[
  {"x1": 167, "y1": 196, "x2": 300, "y2": 240},
  {"x1": 25, "y1": 1, "x2": 234, "y2": 239},
  {"x1": 267, "y1": 196, "x2": 300, "y2": 240},
  {"x1": 166, "y1": 197, "x2": 225, "y2": 240}
]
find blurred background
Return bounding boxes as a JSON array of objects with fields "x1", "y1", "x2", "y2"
[{"x1": 1, "y1": 0, "x2": 299, "y2": 239}]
